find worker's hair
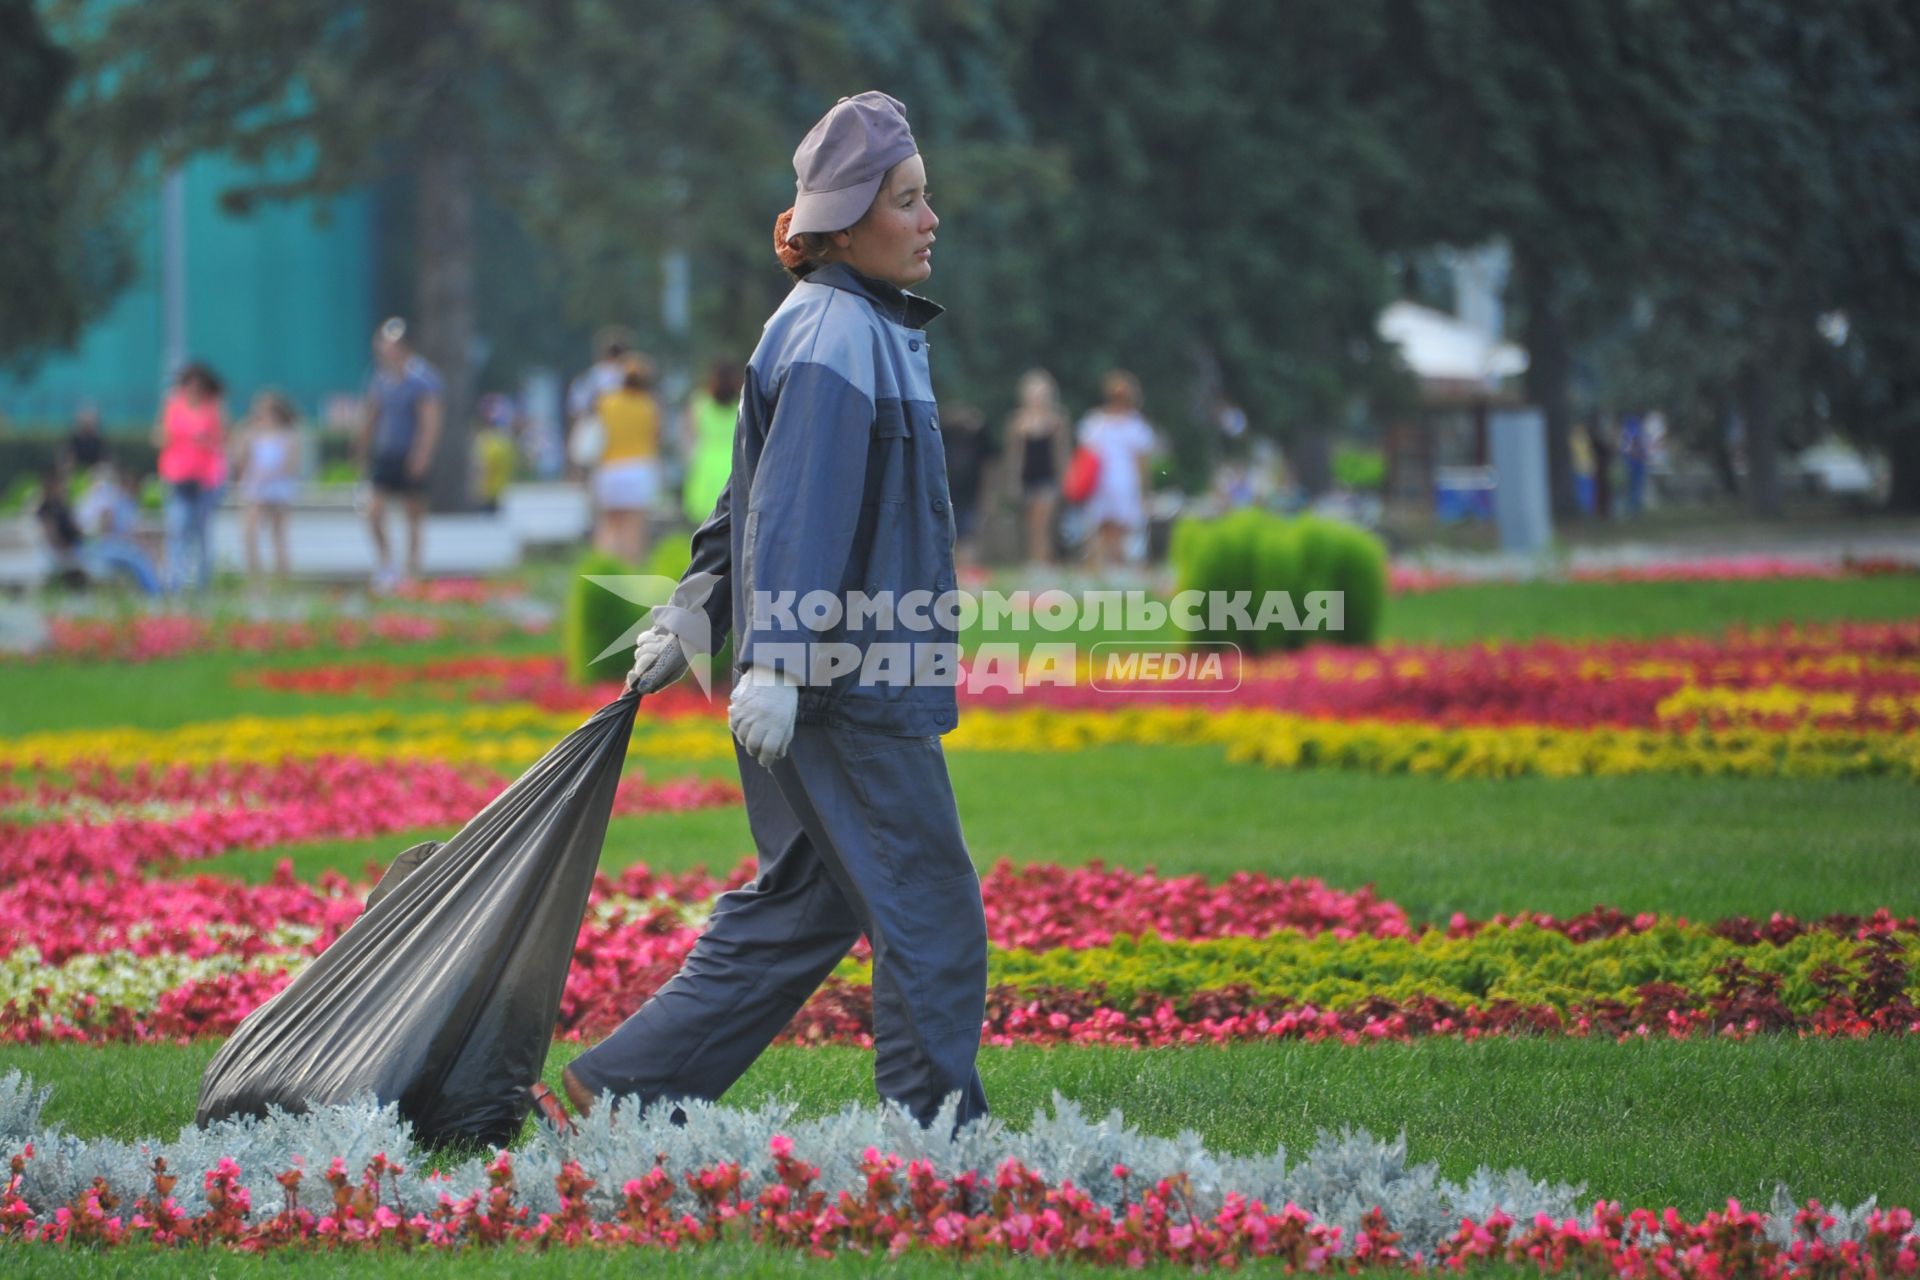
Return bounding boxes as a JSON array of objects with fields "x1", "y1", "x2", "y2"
[{"x1": 774, "y1": 208, "x2": 842, "y2": 280}]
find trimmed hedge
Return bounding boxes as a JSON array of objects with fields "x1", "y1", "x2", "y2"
[
  {"x1": 564, "y1": 541, "x2": 733, "y2": 686},
  {"x1": 1170, "y1": 509, "x2": 1387, "y2": 652},
  {"x1": 563, "y1": 549, "x2": 646, "y2": 685}
]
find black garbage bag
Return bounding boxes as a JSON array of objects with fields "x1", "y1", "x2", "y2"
[{"x1": 196, "y1": 692, "x2": 640, "y2": 1148}]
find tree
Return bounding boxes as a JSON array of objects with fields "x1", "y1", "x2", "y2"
[
  {"x1": 1810, "y1": 1, "x2": 1920, "y2": 511},
  {"x1": 1002, "y1": 0, "x2": 1412, "y2": 493},
  {"x1": 55, "y1": 0, "x2": 860, "y2": 506},
  {"x1": 1596, "y1": 0, "x2": 1920, "y2": 517},
  {"x1": 0, "y1": 0, "x2": 127, "y2": 368},
  {"x1": 1364, "y1": 0, "x2": 1697, "y2": 521}
]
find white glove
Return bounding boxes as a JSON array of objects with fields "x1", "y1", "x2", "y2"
[
  {"x1": 624, "y1": 624, "x2": 689, "y2": 694},
  {"x1": 729, "y1": 665, "x2": 801, "y2": 768}
]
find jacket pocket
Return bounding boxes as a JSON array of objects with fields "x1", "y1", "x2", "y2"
[{"x1": 869, "y1": 406, "x2": 911, "y2": 504}]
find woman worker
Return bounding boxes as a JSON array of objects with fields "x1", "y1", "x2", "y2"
[{"x1": 533, "y1": 92, "x2": 988, "y2": 1135}]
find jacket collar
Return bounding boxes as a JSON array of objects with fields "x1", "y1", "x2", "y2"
[{"x1": 807, "y1": 261, "x2": 944, "y2": 330}]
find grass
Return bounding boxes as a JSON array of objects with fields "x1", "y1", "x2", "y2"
[
  {"x1": 194, "y1": 747, "x2": 1919, "y2": 924},
  {"x1": 5, "y1": 1037, "x2": 1917, "y2": 1216},
  {"x1": 0, "y1": 629, "x2": 557, "y2": 736}
]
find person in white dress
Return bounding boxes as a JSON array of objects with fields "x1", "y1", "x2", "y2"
[
  {"x1": 1075, "y1": 369, "x2": 1156, "y2": 574},
  {"x1": 234, "y1": 390, "x2": 302, "y2": 583}
]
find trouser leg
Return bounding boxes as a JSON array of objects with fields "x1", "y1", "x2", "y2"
[
  {"x1": 569, "y1": 722, "x2": 989, "y2": 1132},
  {"x1": 775, "y1": 725, "x2": 989, "y2": 1130},
  {"x1": 162, "y1": 488, "x2": 190, "y2": 594},
  {"x1": 567, "y1": 735, "x2": 862, "y2": 1108}
]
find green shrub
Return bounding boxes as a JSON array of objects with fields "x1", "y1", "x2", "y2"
[
  {"x1": 1251, "y1": 519, "x2": 1306, "y2": 652},
  {"x1": 1323, "y1": 521, "x2": 1388, "y2": 646},
  {"x1": 643, "y1": 537, "x2": 692, "y2": 583},
  {"x1": 563, "y1": 549, "x2": 645, "y2": 685},
  {"x1": 1332, "y1": 445, "x2": 1386, "y2": 492},
  {"x1": 0, "y1": 476, "x2": 38, "y2": 515},
  {"x1": 1170, "y1": 509, "x2": 1387, "y2": 654},
  {"x1": 1167, "y1": 515, "x2": 1206, "y2": 586}
]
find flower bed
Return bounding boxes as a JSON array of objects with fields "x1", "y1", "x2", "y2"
[
  {"x1": 11, "y1": 700, "x2": 1919, "y2": 782},
  {"x1": 211, "y1": 621, "x2": 1920, "y2": 781},
  {"x1": 950, "y1": 708, "x2": 1920, "y2": 781},
  {"x1": 0, "y1": 758, "x2": 741, "y2": 881},
  {"x1": 242, "y1": 620, "x2": 1920, "y2": 730},
  {"x1": 4, "y1": 855, "x2": 1912, "y2": 1046},
  {"x1": 0, "y1": 707, "x2": 615, "y2": 771},
  {"x1": 8, "y1": 613, "x2": 548, "y2": 665},
  {"x1": 0, "y1": 1074, "x2": 1913, "y2": 1271}
]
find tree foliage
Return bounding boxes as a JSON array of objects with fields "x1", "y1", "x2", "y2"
[
  {"x1": 0, "y1": 0, "x2": 127, "y2": 371},
  {"x1": 29, "y1": 0, "x2": 1920, "y2": 510}
]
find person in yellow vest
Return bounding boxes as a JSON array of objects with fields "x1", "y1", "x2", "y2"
[
  {"x1": 682, "y1": 360, "x2": 742, "y2": 526},
  {"x1": 592, "y1": 356, "x2": 662, "y2": 563}
]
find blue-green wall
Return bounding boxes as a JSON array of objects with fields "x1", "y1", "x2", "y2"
[{"x1": 0, "y1": 153, "x2": 377, "y2": 429}]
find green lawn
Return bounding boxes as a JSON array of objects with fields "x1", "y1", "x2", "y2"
[
  {"x1": 196, "y1": 747, "x2": 1919, "y2": 924},
  {"x1": 1380, "y1": 574, "x2": 1920, "y2": 644}
]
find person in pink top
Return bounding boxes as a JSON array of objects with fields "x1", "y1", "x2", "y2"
[{"x1": 150, "y1": 362, "x2": 229, "y2": 595}]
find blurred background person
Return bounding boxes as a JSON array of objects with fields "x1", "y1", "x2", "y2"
[
  {"x1": 1587, "y1": 412, "x2": 1615, "y2": 520},
  {"x1": 358, "y1": 318, "x2": 443, "y2": 591},
  {"x1": 1570, "y1": 424, "x2": 1597, "y2": 516},
  {"x1": 940, "y1": 402, "x2": 994, "y2": 576},
  {"x1": 682, "y1": 359, "x2": 742, "y2": 527},
  {"x1": 64, "y1": 404, "x2": 108, "y2": 473},
  {"x1": 1076, "y1": 369, "x2": 1156, "y2": 576},
  {"x1": 152, "y1": 361, "x2": 228, "y2": 595},
  {"x1": 591, "y1": 354, "x2": 661, "y2": 564},
  {"x1": 472, "y1": 393, "x2": 518, "y2": 514},
  {"x1": 1619, "y1": 410, "x2": 1650, "y2": 517},
  {"x1": 1006, "y1": 368, "x2": 1069, "y2": 569},
  {"x1": 73, "y1": 459, "x2": 161, "y2": 594},
  {"x1": 565, "y1": 325, "x2": 633, "y2": 478},
  {"x1": 33, "y1": 468, "x2": 89, "y2": 590},
  {"x1": 36, "y1": 466, "x2": 160, "y2": 595},
  {"x1": 233, "y1": 390, "x2": 301, "y2": 584}
]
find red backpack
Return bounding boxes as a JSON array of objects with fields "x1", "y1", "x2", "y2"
[{"x1": 1062, "y1": 445, "x2": 1102, "y2": 504}]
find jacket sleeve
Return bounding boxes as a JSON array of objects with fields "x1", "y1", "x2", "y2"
[
  {"x1": 652, "y1": 481, "x2": 734, "y2": 654},
  {"x1": 737, "y1": 359, "x2": 874, "y2": 675}
]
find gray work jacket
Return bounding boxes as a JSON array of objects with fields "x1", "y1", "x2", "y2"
[{"x1": 658, "y1": 262, "x2": 960, "y2": 736}]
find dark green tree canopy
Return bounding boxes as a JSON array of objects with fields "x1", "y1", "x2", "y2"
[{"x1": 24, "y1": 0, "x2": 1920, "y2": 508}]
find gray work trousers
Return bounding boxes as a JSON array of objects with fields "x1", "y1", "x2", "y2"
[{"x1": 568, "y1": 721, "x2": 990, "y2": 1129}]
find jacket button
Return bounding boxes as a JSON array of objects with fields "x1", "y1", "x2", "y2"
[
  {"x1": 909, "y1": 339, "x2": 920, "y2": 351},
  {"x1": 932, "y1": 498, "x2": 947, "y2": 513}
]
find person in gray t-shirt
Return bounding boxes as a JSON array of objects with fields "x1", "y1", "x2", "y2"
[{"x1": 357, "y1": 317, "x2": 443, "y2": 590}]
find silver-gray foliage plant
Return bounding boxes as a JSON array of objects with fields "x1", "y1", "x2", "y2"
[{"x1": 0, "y1": 1070, "x2": 1888, "y2": 1258}]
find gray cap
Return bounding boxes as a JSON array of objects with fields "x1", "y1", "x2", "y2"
[{"x1": 786, "y1": 92, "x2": 918, "y2": 238}]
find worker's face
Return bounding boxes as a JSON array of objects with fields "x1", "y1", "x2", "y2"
[
  {"x1": 374, "y1": 337, "x2": 406, "y2": 373},
  {"x1": 834, "y1": 154, "x2": 937, "y2": 291}
]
